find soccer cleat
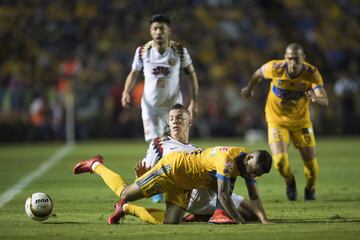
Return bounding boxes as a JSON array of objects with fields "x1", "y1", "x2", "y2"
[
  {"x1": 72, "y1": 154, "x2": 104, "y2": 174},
  {"x1": 304, "y1": 187, "x2": 316, "y2": 200},
  {"x1": 183, "y1": 213, "x2": 211, "y2": 222},
  {"x1": 151, "y1": 193, "x2": 163, "y2": 203},
  {"x1": 208, "y1": 209, "x2": 237, "y2": 224},
  {"x1": 286, "y1": 175, "x2": 297, "y2": 201},
  {"x1": 107, "y1": 199, "x2": 126, "y2": 224}
]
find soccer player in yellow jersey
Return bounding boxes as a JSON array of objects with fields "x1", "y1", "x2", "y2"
[
  {"x1": 114, "y1": 146, "x2": 272, "y2": 224},
  {"x1": 75, "y1": 146, "x2": 272, "y2": 224},
  {"x1": 241, "y1": 43, "x2": 329, "y2": 201}
]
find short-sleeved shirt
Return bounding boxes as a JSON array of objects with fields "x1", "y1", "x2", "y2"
[
  {"x1": 142, "y1": 136, "x2": 198, "y2": 168},
  {"x1": 132, "y1": 40, "x2": 192, "y2": 110},
  {"x1": 135, "y1": 146, "x2": 247, "y2": 209},
  {"x1": 261, "y1": 60, "x2": 324, "y2": 127}
]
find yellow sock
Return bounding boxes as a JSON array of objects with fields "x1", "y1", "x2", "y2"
[
  {"x1": 123, "y1": 203, "x2": 165, "y2": 224},
  {"x1": 272, "y1": 153, "x2": 293, "y2": 181},
  {"x1": 93, "y1": 164, "x2": 127, "y2": 196},
  {"x1": 303, "y1": 158, "x2": 319, "y2": 189}
]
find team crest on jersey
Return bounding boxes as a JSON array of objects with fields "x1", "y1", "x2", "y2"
[
  {"x1": 278, "y1": 80, "x2": 284, "y2": 86},
  {"x1": 168, "y1": 58, "x2": 176, "y2": 66}
]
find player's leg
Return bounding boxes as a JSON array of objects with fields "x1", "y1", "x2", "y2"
[
  {"x1": 163, "y1": 202, "x2": 186, "y2": 224},
  {"x1": 268, "y1": 125, "x2": 297, "y2": 200},
  {"x1": 141, "y1": 102, "x2": 162, "y2": 142},
  {"x1": 123, "y1": 203, "x2": 165, "y2": 224},
  {"x1": 163, "y1": 189, "x2": 191, "y2": 224},
  {"x1": 293, "y1": 127, "x2": 318, "y2": 200},
  {"x1": 108, "y1": 162, "x2": 172, "y2": 224},
  {"x1": 73, "y1": 155, "x2": 127, "y2": 197}
]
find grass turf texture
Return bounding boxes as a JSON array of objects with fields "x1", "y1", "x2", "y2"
[{"x1": 0, "y1": 137, "x2": 359, "y2": 240}]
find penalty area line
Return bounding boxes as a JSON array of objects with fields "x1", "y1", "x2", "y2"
[{"x1": 0, "y1": 144, "x2": 74, "y2": 208}]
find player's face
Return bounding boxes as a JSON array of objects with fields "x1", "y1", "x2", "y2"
[
  {"x1": 243, "y1": 152, "x2": 264, "y2": 179},
  {"x1": 168, "y1": 109, "x2": 191, "y2": 139},
  {"x1": 285, "y1": 49, "x2": 305, "y2": 76},
  {"x1": 150, "y1": 22, "x2": 170, "y2": 45}
]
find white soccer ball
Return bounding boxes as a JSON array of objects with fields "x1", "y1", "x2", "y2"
[{"x1": 25, "y1": 192, "x2": 53, "y2": 221}]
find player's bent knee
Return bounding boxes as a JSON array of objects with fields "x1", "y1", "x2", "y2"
[{"x1": 120, "y1": 184, "x2": 145, "y2": 201}]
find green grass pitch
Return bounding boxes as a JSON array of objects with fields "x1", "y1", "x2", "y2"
[{"x1": 0, "y1": 137, "x2": 359, "y2": 240}]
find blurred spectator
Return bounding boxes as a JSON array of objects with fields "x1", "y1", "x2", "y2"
[
  {"x1": 0, "y1": 0, "x2": 358, "y2": 141},
  {"x1": 334, "y1": 73, "x2": 358, "y2": 135},
  {"x1": 29, "y1": 94, "x2": 52, "y2": 141}
]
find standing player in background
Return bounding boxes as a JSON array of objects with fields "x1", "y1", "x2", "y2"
[
  {"x1": 121, "y1": 13, "x2": 199, "y2": 142},
  {"x1": 241, "y1": 43, "x2": 329, "y2": 201}
]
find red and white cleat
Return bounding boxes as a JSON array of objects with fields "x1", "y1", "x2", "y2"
[
  {"x1": 72, "y1": 154, "x2": 104, "y2": 174},
  {"x1": 108, "y1": 199, "x2": 126, "y2": 224},
  {"x1": 208, "y1": 209, "x2": 237, "y2": 224}
]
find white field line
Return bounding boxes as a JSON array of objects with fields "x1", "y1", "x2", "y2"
[{"x1": 0, "y1": 144, "x2": 74, "y2": 208}]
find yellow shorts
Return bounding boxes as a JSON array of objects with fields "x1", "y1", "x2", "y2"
[
  {"x1": 135, "y1": 159, "x2": 191, "y2": 209},
  {"x1": 268, "y1": 122, "x2": 316, "y2": 148}
]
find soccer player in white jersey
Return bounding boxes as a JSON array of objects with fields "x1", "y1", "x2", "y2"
[
  {"x1": 121, "y1": 13, "x2": 199, "y2": 142},
  {"x1": 73, "y1": 104, "x2": 265, "y2": 224}
]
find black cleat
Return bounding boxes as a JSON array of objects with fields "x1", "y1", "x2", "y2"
[
  {"x1": 286, "y1": 176, "x2": 297, "y2": 201},
  {"x1": 304, "y1": 187, "x2": 316, "y2": 200}
]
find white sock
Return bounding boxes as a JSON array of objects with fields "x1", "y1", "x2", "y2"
[{"x1": 91, "y1": 162, "x2": 102, "y2": 171}]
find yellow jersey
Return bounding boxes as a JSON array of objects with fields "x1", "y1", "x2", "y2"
[
  {"x1": 159, "y1": 146, "x2": 248, "y2": 190},
  {"x1": 261, "y1": 60, "x2": 324, "y2": 127}
]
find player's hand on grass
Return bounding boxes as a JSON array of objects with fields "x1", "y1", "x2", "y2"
[{"x1": 135, "y1": 161, "x2": 150, "y2": 178}]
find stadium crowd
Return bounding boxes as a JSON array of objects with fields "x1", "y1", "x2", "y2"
[{"x1": 0, "y1": 0, "x2": 359, "y2": 141}]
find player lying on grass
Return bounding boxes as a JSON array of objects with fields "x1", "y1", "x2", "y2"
[
  {"x1": 73, "y1": 104, "x2": 271, "y2": 224},
  {"x1": 74, "y1": 146, "x2": 272, "y2": 224}
]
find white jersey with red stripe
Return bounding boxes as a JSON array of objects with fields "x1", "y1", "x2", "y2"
[
  {"x1": 132, "y1": 40, "x2": 192, "y2": 110},
  {"x1": 142, "y1": 136, "x2": 198, "y2": 168}
]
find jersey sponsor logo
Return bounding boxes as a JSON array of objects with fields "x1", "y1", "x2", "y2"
[
  {"x1": 152, "y1": 66, "x2": 170, "y2": 76},
  {"x1": 272, "y1": 85, "x2": 305, "y2": 100}
]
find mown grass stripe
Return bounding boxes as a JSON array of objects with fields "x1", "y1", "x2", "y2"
[{"x1": 0, "y1": 144, "x2": 73, "y2": 208}]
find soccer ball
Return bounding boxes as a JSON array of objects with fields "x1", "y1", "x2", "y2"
[{"x1": 25, "y1": 192, "x2": 53, "y2": 221}]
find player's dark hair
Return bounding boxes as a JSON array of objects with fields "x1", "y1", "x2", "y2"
[
  {"x1": 256, "y1": 150, "x2": 272, "y2": 173},
  {"x1": 169, "y1": 103, "x2": 190, "y2": 115},
  {"x1": 149, "y1": 13, "x2": 171, "y2": 25}
]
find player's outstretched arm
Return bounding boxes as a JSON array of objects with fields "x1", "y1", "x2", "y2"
[
  {"x1": 217, "y1": 178, "x2": 246, "y2": 224},
  {"x1": 240, "y1": 68, "x2": 263, "y2": 99},
  {"x1": 245, "y1": 179, "x2": 269, "y2": 224},
  {"x1": 121, "y1": 69, "x2": 140, "y2": 108}
]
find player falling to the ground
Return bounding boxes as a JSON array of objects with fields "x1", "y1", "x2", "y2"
[
  {"x1": 73, "y1": 104, "x2": 267, "y2": 224},
  {"x1": 74, "y1": 146, "x2": 271, "y2": 224},
  {"x1": 241, "y1": 43, "x2": 329, "y2": 201}
]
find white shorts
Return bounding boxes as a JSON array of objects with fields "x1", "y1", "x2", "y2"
[
  {"x1": 141, "y1": 104, "x2": 169, "y2": 142},
  {"x1": 186, "y1": 188, "x2": 244, "y2": 215}
]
